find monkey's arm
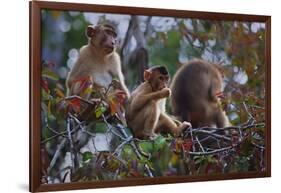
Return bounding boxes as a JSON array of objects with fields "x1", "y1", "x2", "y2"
[
  {"x1": 130, "y1": 90, "x2": 166, "y2": 112},
  {"x1": 157, "y1": 113, "x2": 191, "y2": 136},
  {"x1": 109, "y1": 56, "x2": 130, "y2": 98},
  {"x1": 116, "y1": 70, "x2": 130, "y2": 98},
  {"x1": 216, "y1": 110, "x2": 231, "y2": 128}
]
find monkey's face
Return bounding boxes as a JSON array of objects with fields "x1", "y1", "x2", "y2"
[
  {"x1": 150, "y1": 72, "x2": 170, "y2": 91},
  {"x1": 87, "y1": 25, "x2": 118, "y2": 55}
]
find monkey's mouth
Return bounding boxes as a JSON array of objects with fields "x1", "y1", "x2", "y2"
[{"x1": 104, "y1": 46, "x2": 114, "y2": 53}]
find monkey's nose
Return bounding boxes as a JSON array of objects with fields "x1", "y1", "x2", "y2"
[{"x1": 111, "y1": 40, "x2": 116, "y2": 46}]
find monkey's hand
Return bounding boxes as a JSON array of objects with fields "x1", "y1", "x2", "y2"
[
  {"x1": 159, "y1": 88, "x2": 171, "y2": 98},
  {"x1": 114, "y1": 89, "x2": 127, "y2": 104}
]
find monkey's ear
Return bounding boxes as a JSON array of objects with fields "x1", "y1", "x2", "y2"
[
  {"x1": 143, "y1": 70, "x2": 151, "y2": 81},
  {"x1": 86, "y1": 25, "x2": 96, "y2": 37}
]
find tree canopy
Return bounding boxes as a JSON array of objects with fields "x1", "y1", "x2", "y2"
[{"x1": 41, "y1": 10, "x2": 266, "y2": 183}]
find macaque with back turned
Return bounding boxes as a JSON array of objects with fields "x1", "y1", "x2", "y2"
[
  {"x1": 66, "y1": 24, "x2": 130, "y2": 99},
  {"x1": 170, "y1": 59, "x2": 230, "y2": 128},
  {"x1": 126, "y1": 66, "x2": 191, "y2": 139}
]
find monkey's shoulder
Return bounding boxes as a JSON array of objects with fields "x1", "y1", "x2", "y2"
[
  {"x1": 78, "y1": 45, "x2": 91, "y2": 58},
  {"x1": 131, "y1": 83, "x2": 151, "y2": 95},
  {"x1": 106, "y1": 52, "x2": 121, "y2": 67}
]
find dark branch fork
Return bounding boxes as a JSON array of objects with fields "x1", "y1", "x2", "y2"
[{"x1": 181, "y1": 103, "x2": 265, "y2": 156}]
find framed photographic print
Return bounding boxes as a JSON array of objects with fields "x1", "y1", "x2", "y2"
[{"x1": 30, "y1": 0, "x2": 271, "y2": 192}]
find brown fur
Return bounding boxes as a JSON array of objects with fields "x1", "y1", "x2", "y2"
[
  {"x1": 170, "y1": 59, "x2": 230, "y2": 128},
  {"x1": 66, "y1": 24, "x2": 129, "y2": 99},
  {"x1": 126, "y1": 66, "x2": 191, "y2": 139}
]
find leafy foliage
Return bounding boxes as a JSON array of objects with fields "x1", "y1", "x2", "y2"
[{"x1": 40, "y1": 11, "x2": 266, "y2": 184}]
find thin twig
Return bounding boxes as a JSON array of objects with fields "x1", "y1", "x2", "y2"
[
  {"x1": 188, "y1": 127, "x2": 196, "y2": 152},
  {"x1": 47, "y1": 138, "x2": 67, "y2": 174},
  {"x1": 112, "y1": 137, "x2": 132, "y2": 156},
  {"x1": 66, "y1": 116, "x2": 79, "y2": 172},
  {"x1": 63, "y1": 95, "x2": 94, "y2": 106},
  {"x1": 189, "y1": 144, "x2": 237, "y2": 156},
  {"x1": 144, "y1": 164, "x2": 154, "y2": 177},
  {"x1": 195, "y1": 136, "x2": 205, "y2": 153},
  {"x1": 41, "y1": 133, "x2": 67, "y2": 144},
  {"x1": 69, "y1": 113, "x2": 96, "y2": 137},
  {"x1": 103, "y1": 116, "x2": 127, "y2": 140},
  {"x1": 41, "y1": 124, "x2": 80, "y2": 144},
  {"x1": 115, "y1": 124, "x2": 154, "y2": 177}
]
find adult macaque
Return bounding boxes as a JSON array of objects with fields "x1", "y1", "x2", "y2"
[
  {"x1": 170, "y1": 59, "x2": 230, "y2": 128},
  {"x1": 126, "y1": 66, "x2": 191, "y2": 139},
  {"x1": 66, "y1": 24, "x2": 130, "y2": 99}
]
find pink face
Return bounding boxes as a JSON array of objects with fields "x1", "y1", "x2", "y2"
[
  {"x1": 86, "y1": 25, "x2": 118, "y2": 54},
  {"x1": 144, "y1": 69, "x2": 170, "y2": 91},
  {"x1": 102, "y1": 28, "x2": 117, "y2": 52},
  {"x1": 154, "y1": 73, "x2": 169, "y2": 90}
]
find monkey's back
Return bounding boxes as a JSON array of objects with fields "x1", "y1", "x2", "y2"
[{"x1": 170, "y1": 59, "x2": 220, "y2": 126}]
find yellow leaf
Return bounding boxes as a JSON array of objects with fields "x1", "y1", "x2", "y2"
[
  {"x1": 80, "y1": 87, "x2": 92, "y2": 98},
  {"x1": 171, "y1": 153, "x2": 179, "y2": 166},
  {"x1": 48, "y1": 100, "x2": 52, "y2": 115},
  {"x1": 55, "y1": 88, "x2": 65, "y2": 98},
  {"x1": 109, "y1": 99, "x2": 117, "y2": 115}
]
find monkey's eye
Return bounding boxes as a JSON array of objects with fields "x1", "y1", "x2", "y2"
[
  {"x1": 105, "y1": 30, "x2": 117, "y2": 38},
  {"x1": 159, "y1": 76, "x2": 164, "y2": 81}
]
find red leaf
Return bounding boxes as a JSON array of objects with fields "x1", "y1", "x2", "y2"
[
  {"x1": 182, "y1": 138, "x2": 193, "y2": 152},
  {"x1": 129, "y1": 169, "x2": 141, "y2": 178},
  {"x1": 68, "y1": 97, "x2": 81, "y2": 112},
  {"x1": 72, "y1": 76, "x2": 92, "y2": 95}
]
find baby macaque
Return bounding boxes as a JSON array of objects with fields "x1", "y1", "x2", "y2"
[
  {"x1": 126, "y1": 66, "x2": 191, "y2": 139},
  {"x1": 170, "y1": 59, "x2": 230, "y2": 128},
  {"x1": 66, "y1": 24, "x2": 130, "y2": 99}
]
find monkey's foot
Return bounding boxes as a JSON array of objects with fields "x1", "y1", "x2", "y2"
[
  {"x1": 173, "y1": 122, "x2": 192, "y2": 137},
  {"x1": 142, "y1": 131, "x2": 159, "y2": 140},
  {"x1": 149, "y1": 133, "x2": 159, "y2": 140},
  {"x1": 182, "y1": 121, "x2": 192, "y2": 129}
]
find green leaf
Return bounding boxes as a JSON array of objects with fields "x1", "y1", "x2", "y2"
[
  {"x1": 207, "y1": 155, "x2": 217, "y2": 163},
  {"x1": 138, "y1": 156, "x2": 149, "y2": 164},
  {"x1": 138, "y1": 141, "x2": 153, "y2": 154},
  {"x1": 94, "y1": 122, "x2": 107, "y2": 133},
  {"x1": 47, "y1": 113, "x2": 56, "y2": 122},
  {"x1": 42, "y1": 68, "x2": 59, "y2": 81},
  {"x1": 82, "y1": 151, "x2": 93, "y2": 162},
  {"x1": 121, "y1": 144, "x2": 138, "y2": 160},
  {"x1": 41, "y1": 88, "x2": 51, "y2": 100},
  {"x1": 185, "y1": 43, "x2": 202, "y2": 58},
  {"x1": 95, "y1": 106, "x2": 106, "y2": 118},
  {"x1": 154, "y1": 136, "x2": 167, "y2": 151},
  {"x1": 167, "y1": 30, "x2": 181, "y2": 48},
  {"x1": 122, "y1": 144, "x2": 133, "y2": 157}
]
